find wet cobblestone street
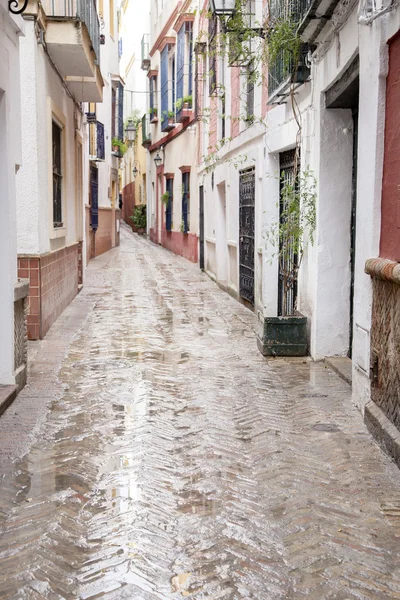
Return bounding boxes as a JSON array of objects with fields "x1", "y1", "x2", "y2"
[{"x1": 1, "y1": 225, "x2": 400, "y2": 599}]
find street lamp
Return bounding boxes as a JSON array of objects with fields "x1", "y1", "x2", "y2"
[
  {"x1": 154, "y1": 151, "x2": 163, "y2": 168},
  {"x1": 132, "y1": 161, "x2": 140, "y2": 178},
  {"x1": 125, "y1": 120, "x2": 136, "y2": 145}
]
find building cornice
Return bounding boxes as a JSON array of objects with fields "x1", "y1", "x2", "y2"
[
  {"x1": 173, "y1": 12, "x2": 195, "y2": 33},
  {"x1": 150, "y1": 4, "x2": 180, "y2": 56},
  {"x1": 147, "y1": 69, "x2": 159, "y2": 79}
]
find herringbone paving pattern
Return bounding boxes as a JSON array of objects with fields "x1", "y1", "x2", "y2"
[{"x1": 1, "y1": 226, "x2": 400, "y2": 599}]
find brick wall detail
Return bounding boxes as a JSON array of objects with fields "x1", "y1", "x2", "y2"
[
  {"x1": 18, "y1": 244, "x2": 79, "y2": 340},
  {"x1": 366, "y1": 258, "x2": 400, "y2": 432}
]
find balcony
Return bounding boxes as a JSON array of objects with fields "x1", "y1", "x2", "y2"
[
  {"x1": 142, "y1": 115, "x2": 151, "y2": 147},
  {"x1": 141, "y1": 34, "x2": 151, "y2": 70},
  {"x1": 268, "y1": 44, "x2": 312, "y2": 103},
  {"x1": 89, "y1": 120, "x2": 105, "y2": 161},
  {"x1": 42, "y1": 0, "x2": 103, "y2": 102}
]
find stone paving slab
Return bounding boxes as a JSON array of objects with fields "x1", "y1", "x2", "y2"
[{"x1": 0, "y1": 225, "x2": 399, "y2": 599}]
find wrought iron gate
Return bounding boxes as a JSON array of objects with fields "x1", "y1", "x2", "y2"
[
  {"x1": 199, "y1": 185, "x2": 204, "y2": 270},
  {"x1": 278, "y1": 149, "x2": 298, "y2": 316},
  {"x1": 239, "y1": 167, "x2": 255, "y2": 306}
]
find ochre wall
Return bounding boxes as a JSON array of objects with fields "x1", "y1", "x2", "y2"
[{"x1": 380, "y1": 31, "x2": 400, "y2": 260}]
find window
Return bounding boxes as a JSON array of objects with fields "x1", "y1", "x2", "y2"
[
  {"x1": 208, "y1": 14, "x2": 217, "y2": 96},
  {"x1": 182, "y1": 171, "x2": 190, "y2": 233},
  {"x1": 166, "y1": 177, "x2": 173, "y2": 231},
  {"x1": 161, "y1": 45, "x2": 169, "y2": 128},
  {"x1": 149, "y1": 76, "x2": 158, "y2": 117},
  {"x1": 52, "y1": 121, "x2": 63, "y2": 227},
  {"x1": 111, "y1": 87, "x2": 116, "y2": 139}
]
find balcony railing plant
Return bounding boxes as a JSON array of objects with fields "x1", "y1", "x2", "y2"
[{"x1": 43, "y1": 0, "x2": 100, "y2": 65}]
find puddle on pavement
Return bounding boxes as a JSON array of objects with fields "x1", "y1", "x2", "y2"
[{"x1": 1, "y1": 231, "x2": 400, "y2": 599}]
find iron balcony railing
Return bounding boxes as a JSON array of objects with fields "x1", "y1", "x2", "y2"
[
  {"x1": 268, "y1": 44, "x2": 311, "y2": 99},
  {"x1": 89, "y1": 120, "x2": 105, "y2": 161},
  {"x1": 141, "y1": 114, "x2": 151, "y2": 146},
  {"x1": 43, "y1": 0, "x2": 100, "y2": 65},
  {"x1": 141, "y1": 34, "x2": 150, "y2": 70},
  {"x1": 269, "y1": 0, "x2": 312, "y2": 23}
]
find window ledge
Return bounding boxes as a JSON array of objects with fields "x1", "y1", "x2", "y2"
[{"x1": 50, "y1": 227, "x2": 66, "y2": 240}]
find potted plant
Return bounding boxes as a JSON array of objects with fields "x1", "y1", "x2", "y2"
[
  {"x1": 130, "y1": 204, "x2": 147, "y2": 234},
  {"x1": 183, "y1": 95, "x2": 192, "y2": 109},
  {"x1": 112, "y1": 138, "x2": 127, "y2": 156},
  {"x1": 176, "y1": 96, "x2": 193, "y2": 123},
  {"x1": 148, "y1": 106, "x2": 158, "y2": 123},
  {"x1": 258, "y1": 166, "x2": 316, "y2": 357},
  {"x1": 162, "y1": 110, "x2": 175, "y2": 132}
]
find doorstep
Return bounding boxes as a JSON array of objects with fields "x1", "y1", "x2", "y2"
[
  {"x1": 0, "y1": 385, "x2": 18, "y2": 417},
  {"x1": 324, "y1": 356, "x2": 352, "y2": 386}
]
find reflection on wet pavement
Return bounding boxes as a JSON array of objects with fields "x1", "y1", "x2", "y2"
[{"x1": 1, "y1": 225, "x2": 400, "y2": 599}]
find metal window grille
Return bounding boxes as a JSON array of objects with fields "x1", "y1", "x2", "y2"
[
  {"x1": 52, "y1": 121, "x2": 63, "y2": 227},
  {"x1": 161, "y1": 45, "x2": 169, "y2": 129},
  {"x1": 166, "y1": 178, "x2": 173, "y2": 231},
  {"x1": 182, "y1": 172, "x2": 190, "y2": 233}
]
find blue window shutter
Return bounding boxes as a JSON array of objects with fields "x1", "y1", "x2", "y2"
[
  {"x1": 186, "y1": 22, "x2": 193, "y2": 97},
  {"x1": 161, "y1": 46, "x2": 169, "y2": 129},
  {"x1": 176, "y1": 25, "x2": 185, "y2": 117},
  {"x1": 118, "y1": 82, "x2": 124, "y2": 140}
]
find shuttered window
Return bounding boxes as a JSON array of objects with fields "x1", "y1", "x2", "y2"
[{"x1": 161, "y1": 45, "x2": 169, "y2": 129}]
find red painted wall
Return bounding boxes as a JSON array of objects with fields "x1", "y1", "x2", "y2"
[
  {"x1": 161, "y1": 231, "x2": 198, "y2": 264},
  {"x1": 380, "y1": 31, "x2": 400, "y2": 261}
]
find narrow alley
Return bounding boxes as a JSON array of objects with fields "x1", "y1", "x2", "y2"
[{"x1": 1, "y1": 226, "x2": 400, "y2": 599}]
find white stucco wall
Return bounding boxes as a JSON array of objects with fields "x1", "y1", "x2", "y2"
[
  {"x1": 17, "y1": 19, "x2": 82, "y2": 256},
  {"x1": 0, "y1": 2, "x2": 24, "y2": 384}
]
